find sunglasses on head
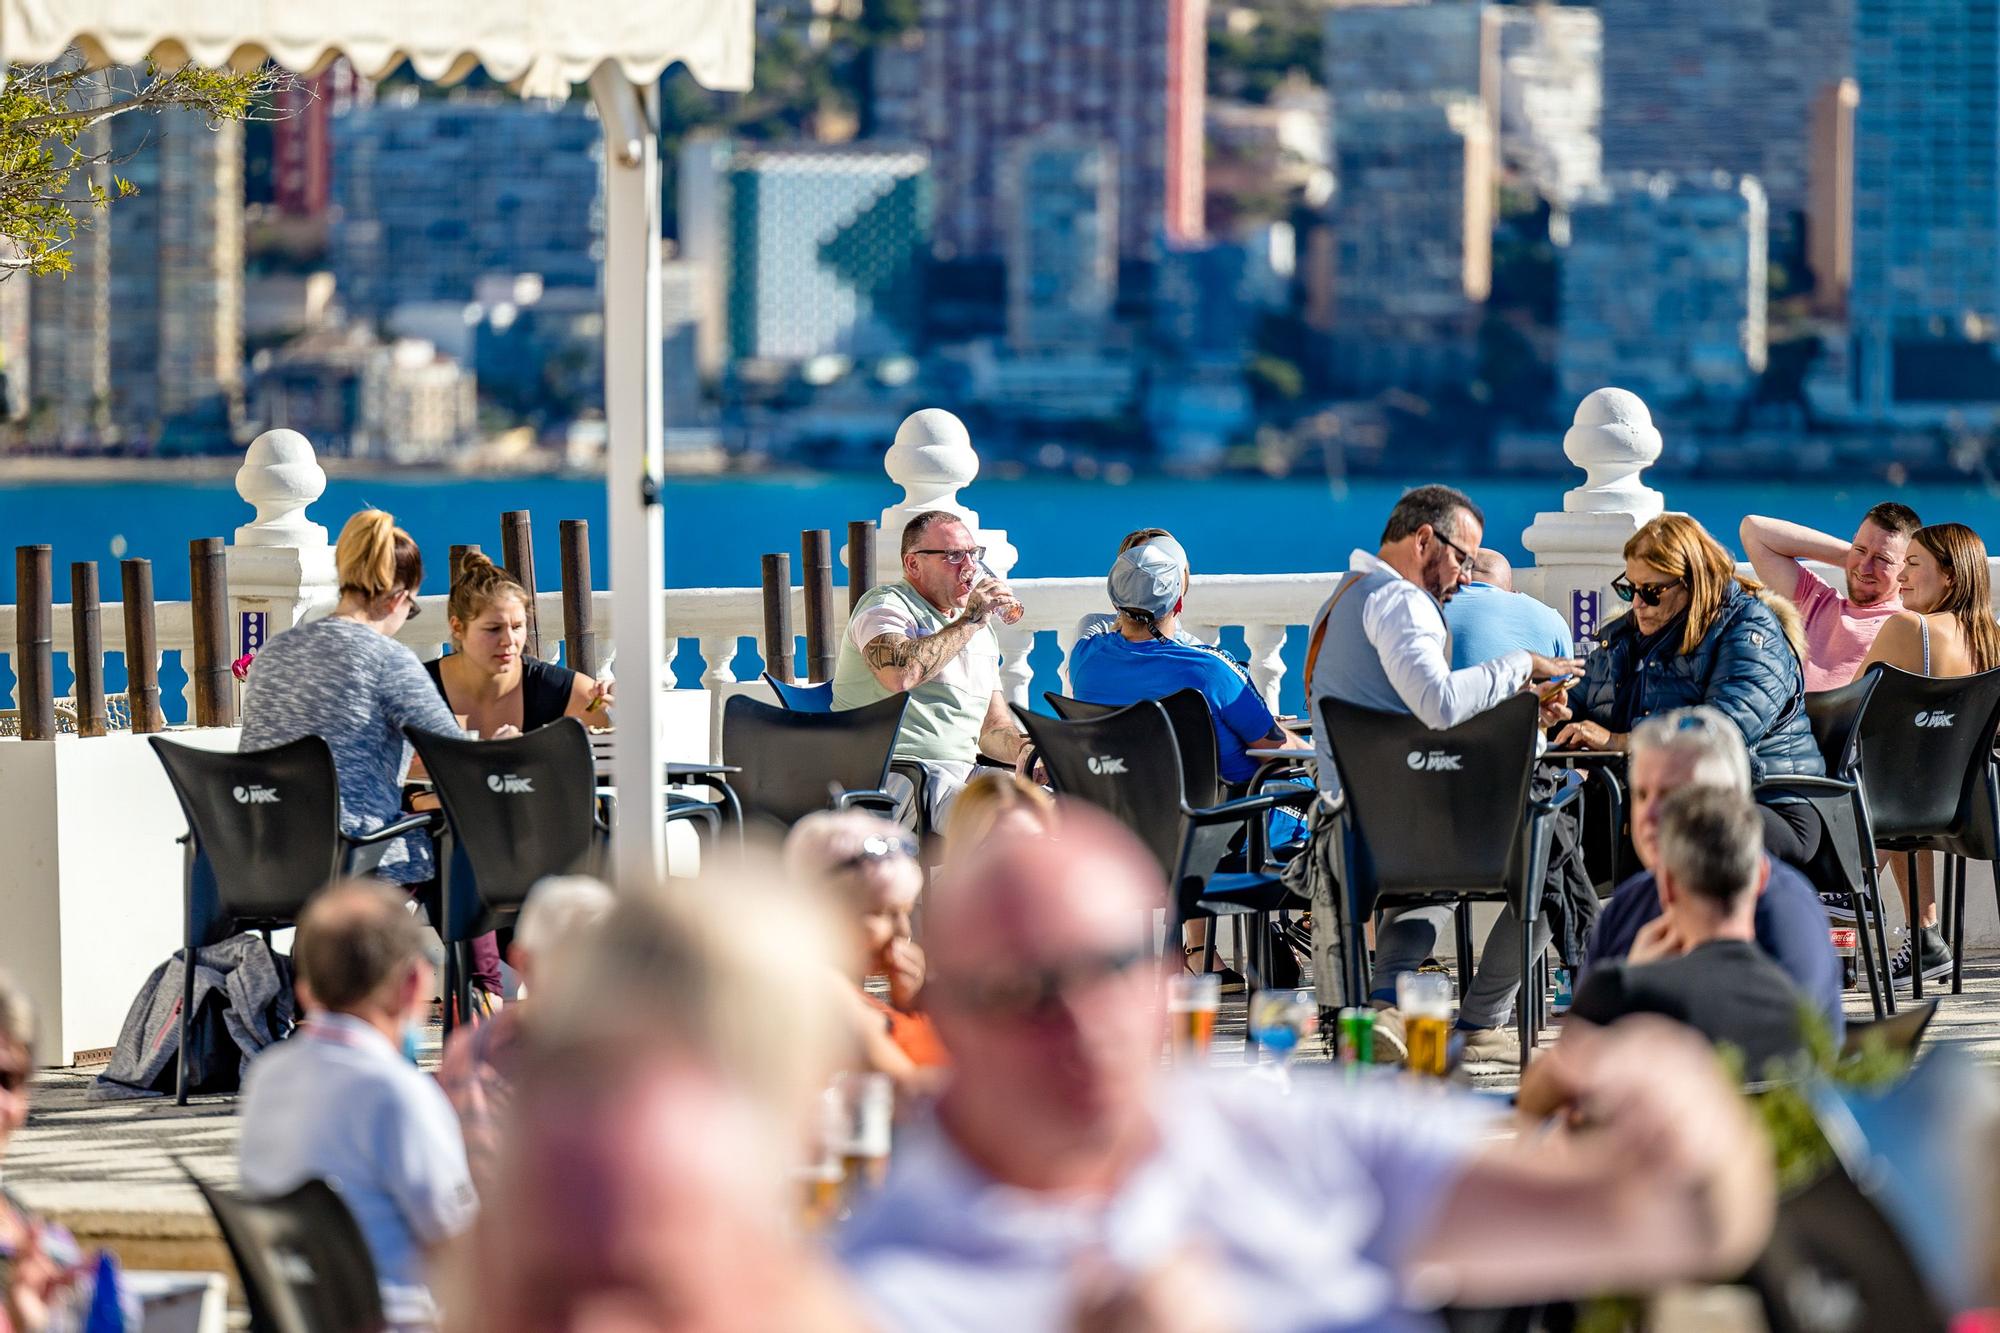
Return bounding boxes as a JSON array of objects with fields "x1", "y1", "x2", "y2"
[
  {"x1": 1611, "y1": 574, "x2": 1685, "y2": 607},
  {"x1": 834, "y1": 833, "x2": 919, "y2": 874},
  {"x1": 935, "y1": 943, "x2": 1152, "y2": 1019}
]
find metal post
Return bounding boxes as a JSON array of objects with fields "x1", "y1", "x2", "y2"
[
  {"x1": 559, "y1": 519, "x2": 595, "y2": 676},
  {"x1": 449, "y1": 543, "x2": 481, "y2": 589},
  {"x1": 189, "y1": 537, "x2": 234, "y2": 728},
  {"x1": 848, "y1": 520, "x2": 876, "y2": 616},
  {"x1": 121, "y1": 559, "x2": 164, "y2": 734},
  {"x1": 14, "y1": 545, "x2": 52, "y2": 740},
  {"x1": 70, "y1": 562, "x2": 105, "y2": 738},
  {"x1": 761, "y1": 553, "x2": 793, "y2": 684},
  {"x1": 500, "y1": 510, "x2": 542, "y2": 660},
  {"x1": 802, "y1": 529, "x2": 834, "y2": 683}
]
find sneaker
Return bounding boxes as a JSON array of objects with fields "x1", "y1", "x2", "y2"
[
  {"x1": 1458, "y1": 1025, "x2": 1523, "y2": 1068},
  {"x1": 1369, "y1": 1004, "x2": 1410, "y2": 1063},
  {"x1": 1819, "y1": 891, "x2": 1859, "y2": 923},
  {"x1": 1889, "y1": 926, "x2": 1952, "y2": 985}
]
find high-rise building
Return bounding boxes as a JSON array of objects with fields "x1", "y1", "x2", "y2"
[
  {"x1": 1006, "y1": 134, "x2": 1117, "y2": 354},
  {"x1": 1326, "y1": 0, "x2": 1483, "y2": 112},
  {"x1": 916, "y1": 0, "x2": 1206, "y2": 264},
  {"x1": 1851, "y1": 0, "x2": 2000, "y2": 415},
  {"x1": 1598, "y1": 0, "x2": 1849, "y2": 223},
  {"x1": 272, "y1": 62, "x2": 368, "y2": 220},
  {"x1": 331, "y1": 92, "x2": 600, "y2": 321},
  {"x1": 1559, "y1": 172, "x2": 1768, "y2": 411},
  {"x1": 1808, "y1": 77, "x2": 1858, "y2": 317},
  {"x1": 29, "y1": 102, "x2": 242, "y2": 452},
  {"x1": 680, "y1": 141, "x2": 932, "y2": 365},
  {"x1": 1480, "y1": 5, "x2": 1602, "y2": 210}
]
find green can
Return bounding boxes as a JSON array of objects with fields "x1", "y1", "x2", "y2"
[{"x1": 1337, "y1": 1007, "x2": 1374, "y2": 1065}]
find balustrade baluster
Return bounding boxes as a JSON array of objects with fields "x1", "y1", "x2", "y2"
[
  {"x1": 1053, "y1": 627, "x2": 1081, "y2": 699},
  {"x1": 1243, "y1": 624, "x2": 1289, "y2": 716},
  {"x1": 996, "y1": 622, "x2": 1035, "y2": 710}
]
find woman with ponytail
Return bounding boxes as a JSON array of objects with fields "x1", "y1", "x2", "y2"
[
  {"x1": 240, "y1": 509, "x2": 466, "y2": 888},
  {"x1": 426, "y1": 551, "x2": 612, "y2": 736}
]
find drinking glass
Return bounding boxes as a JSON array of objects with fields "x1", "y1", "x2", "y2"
[
  {"x1": 1166, "y1": 972, "x2": 1220, "y2": 1064},
  {"x1": 830, "y1": 1071, "x2": 894, "y2": 1201},
  {"x1": 1397, "y1": 972, "x2": 1454, "y2": 1077},
  {"x1": 1247, "y1": 988, "x2": 1318, "y2": 1090}
]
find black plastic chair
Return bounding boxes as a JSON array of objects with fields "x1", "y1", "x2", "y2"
[
  {"x1": 1790, "y1": 674, "x2": 1895, "y2": 1014},
  {"x1": 1319, "y1": 693, "x2": 1582, "y2": 1066},
  {"x1": 721, "y1": 692, "x2": 905, "y2": 831},
  {"x1": 190, "y1": 1174, "x2": 385, "y2": 1333},
  {"x1": 761, "y1": 671, "x2": 834, "y2": 713},
  {"x1": 1014, "y1": 698, "x2": 1308, "y2": 992},
  {"x1": 405, "y1": 719, "x2": 605, "y2": 1033},
  {"x1": 1850, "y1": 665, "x2": 2000, "y2": 999},
  {"x1": 1747, "y1": 1158, "x2": 1949, "y2": 1333},
  {"x1": 1841, "y1": 997, "x2": 1940, "y2": 1062},
  {"x1": 150, "y1": 735, "x2": 436, "y2": 1105}
]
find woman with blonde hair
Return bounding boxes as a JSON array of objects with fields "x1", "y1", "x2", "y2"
[
  {"x1": 942, "y1": 770, "x2": 1056, "y2": 862},
  {"x1": 1853, "y1": 521, "x2": 2000, "y2": 983},
  {"x1": 242, "y1": 510, "x2": 467, "y2": 889},
  {"x1": 1557, "y1": 513, "x2": 1825, "y2": 863},
  {"x1": 425, "y1": 551, "x2": 612, "y2": 736}
]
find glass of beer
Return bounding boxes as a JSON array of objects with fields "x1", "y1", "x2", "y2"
[
  {"x1": 1167, "y1": 972, "x2": 1220, "y2": 1063},
  {"x1": 832, "y1": 1071, "x2": 894, "y2": 1202},
  {"x1": 1398, "y1": 972, "x2": 1454, "y2": 1078}
]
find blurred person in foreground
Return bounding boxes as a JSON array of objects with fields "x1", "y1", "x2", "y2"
[
  {"x1": 1307, "y1": 485, "x2": 1583, "y2": 1065},
  {"x1": 832, "y1": 510, "x2": 1031, "y2": 830},
  {"x1": 787, "y1": 812, "x2": 949, "y2": 1089},
  {"x1": 837, "y1": 803, "x2": 1776, "y2": 1333},
  {"x1": 1442, "y1": 548, "x2": 1575, "y2": 671},
  {"x1": 450, "y1": 861, "x2": 872, "y2": 1333},
  {"x1": 434, "y1": 875, "x2": 614, "y2": 1194},
  {"x1": 942, "y1": 770, "x2": 1056, "y2": 859},
  {"x1": 1578, "y1": 708, "x2": 1841, "y2": 1039},
  {"x1": 1, "y1": 974, "x2": 85, "y2": 1333},
  {"x1": 1853, "y1": 522, "x2": 2000, "y2": 986},
  {"x1": 1740, "y1": 502, "x2": 1921, "y2": 692},
  {"x1": 239, "y1": 882, "x2": 476, "y2": 1330},
  {"x1": 1553, "y1": 787, "x2": 1808, "y2": 1086}
]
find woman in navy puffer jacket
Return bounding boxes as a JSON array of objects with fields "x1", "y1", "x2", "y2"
[{"x1": 1556, "y1": 514, "x2": 1826, "y2": 863}]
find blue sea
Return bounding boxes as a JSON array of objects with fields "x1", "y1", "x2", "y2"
[{"x1": 3, "y1": 470, "x2": 1997, "y2": 716}]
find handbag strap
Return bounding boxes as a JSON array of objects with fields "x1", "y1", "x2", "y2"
[{"x1": 1303, "y1": 573, "x2": 1367, "y2": 694}]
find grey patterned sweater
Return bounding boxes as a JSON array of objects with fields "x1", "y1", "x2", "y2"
[{"x1": 239, "y1": 617, "x2": 463, "y2": 883}]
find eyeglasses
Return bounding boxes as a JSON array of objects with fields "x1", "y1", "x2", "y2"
[
  {"x1": 911, "y1": 547, "x2": 987, "y2": 568},
  {"x1": 935, "y1": 943, "x2": 1152, "y2": 1019},
  {"x1": 1435, "y1": 531, "x2": 1473, "y2": 567},
  {"x1": 833, "y1": 833, "x2": 919, "y2": 873},
  {"x1": 403, "y1": 589, "x2": 422, "y2": 620},
  {"x1": 1611, "y1": 574, "x2": 1686, "y2": 607}
]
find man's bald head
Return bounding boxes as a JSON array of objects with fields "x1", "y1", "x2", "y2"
[
  {"x1": 925, "y1": 803, "x2": 1165, "y2": 1191},
  {"x1": 294, "y1": 880, "x2": 429, "y2": 1012},
  {"x1": 1467, "y1": 548, "x2": 1513, "y2": 589}
]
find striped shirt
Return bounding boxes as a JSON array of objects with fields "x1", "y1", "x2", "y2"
[{"x1": 239, "y1": 617, "x2": 462, "y2": 883}]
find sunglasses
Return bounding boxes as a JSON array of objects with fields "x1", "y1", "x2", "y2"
[
  {"x1": 935, "y1": 943, "x2": 1152, "y2": 1019},
  {"x1": 834, "y1": 833, "x2": 919, "y2": 873},
  {"x1": 1611, "y1": 574, "x2": 1685, "y2": 607}
]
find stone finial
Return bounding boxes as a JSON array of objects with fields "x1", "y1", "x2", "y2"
[
  {"x1": 885, "y1": 408, "x2": 979, "y2": 512},
  {"x1": 1560, "y1": 387, "x2": 1664, "y2": 521},
  {"x1": 233, "y1": 429, "x2": 330, "y2": 549}
]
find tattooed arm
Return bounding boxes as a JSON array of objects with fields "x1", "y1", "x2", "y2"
[
  {"x1": 861, "y1": 616, "x2": 987, "y2": 694},
  {"x1": 978, "y1": 689, "x2": 1032, "y2": 766}
]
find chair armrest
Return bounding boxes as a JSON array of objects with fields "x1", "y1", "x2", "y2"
[
  {"x1": 349, "y1": 811, "x2": 443, "y2": 845},
  {"x1": 1756, "y1": 774, "x2": 1860, "y2": 799},
  {"x1": 836, "y1": 788, "x2": 899, "y2": 817},
  {"x1": 1184, "y1": 789, "x2": 1297, "y2": 826},
  {"x1": 1529, "y1": 776, "x2": 1587, "y2": 818}
]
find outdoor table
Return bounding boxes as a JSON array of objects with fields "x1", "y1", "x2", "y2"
[{"x1": 591, "y1": 754, "x2": 745, "y2": 847}]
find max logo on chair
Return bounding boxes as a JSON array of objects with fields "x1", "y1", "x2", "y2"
[
  {"x1": 1086, "y1": 754, "x2": 1128, "y2": 775},
  {"x1": 1406, "y1": 750, "x2": 1465, "y2": 772},
  {"x1": 486, "y1": 773, "x2": 536, "y2": 794},
  {"x1": 231, "y1": 784, "x2": 280, "y2": 805},
  {"x1": 1915, "y1": 710, "x2": 1956, "y2": 729}
]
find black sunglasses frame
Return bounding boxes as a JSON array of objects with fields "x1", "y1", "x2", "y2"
[{"x1": 1611, "y1": 574, "x2": 1685, "y2": 607}]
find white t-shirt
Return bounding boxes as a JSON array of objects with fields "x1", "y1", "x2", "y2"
[
  {"x1": 239, "y1": 1014, "x2": 477, "y2": 1326},
  {"x1": 838, "y1": 1072, "x2": 1498, "y2": 1333},
  {"x1": 849, "y1": 600, "x2": 1002, "y2": 701}
]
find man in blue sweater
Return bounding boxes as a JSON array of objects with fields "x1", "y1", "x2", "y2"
[{"x1": 1579, "y1": 707, "x2": 1843, "y2": 1040}]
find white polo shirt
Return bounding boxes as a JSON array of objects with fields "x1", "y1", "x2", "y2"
[
  {"x1": 238, "y1": 1014, "x2": 477, "y2": 1327},
  {"x1": 837, "y1": 1072, "x2": 1498, "y2": 1333}
]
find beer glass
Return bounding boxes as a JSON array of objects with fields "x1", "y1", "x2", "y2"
[
  {"x1": 1397, "y1": 972, "x2": 1454, "y2": 1077},
  {"x1": 1167, "y1": 972, "x2": 1220, "y2": 1063},
  {"x1": 831, "y1": 1071, "x2": 894, "y2": 1203}
]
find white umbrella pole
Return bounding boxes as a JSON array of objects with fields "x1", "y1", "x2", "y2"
[{"x1": 594, "y1": 70, "x2": 668, "y2": 887}]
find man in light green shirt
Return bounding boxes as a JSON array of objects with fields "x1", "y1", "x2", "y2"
[{"x1": 832, "y1": 511, "x2": 1031, "y2": 829}]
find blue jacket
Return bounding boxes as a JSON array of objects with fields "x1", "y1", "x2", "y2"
[{"x1": 1574, "y1": 583, "x2": 1823, "y2": 784}]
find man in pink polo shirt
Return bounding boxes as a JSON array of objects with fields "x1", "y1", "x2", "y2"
[{"x1": 1740, "y1": 503, "x2": 1922, "y2": 692}]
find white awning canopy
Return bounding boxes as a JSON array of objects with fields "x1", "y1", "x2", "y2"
[{"x1": 1, "y1": 0, "x2": 752, "y2": 95}]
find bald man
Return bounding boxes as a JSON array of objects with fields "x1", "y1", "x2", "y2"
[
  {"x1": 838, "y1": 804, "x2": 1775, "y2": 1333},
  {"x1": 1442, "y1": 548, "x2": 1575, "y2": 672}
]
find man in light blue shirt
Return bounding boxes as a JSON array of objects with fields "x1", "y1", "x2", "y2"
[
  {"x1": 1443, "y1": 549, "x2": 1574, "y2": 669},
  {"x1": 239, "y1": 883, "x2": 476, "y2": 1329}
]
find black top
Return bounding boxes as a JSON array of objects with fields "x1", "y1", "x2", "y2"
[
  {"x1": 424, "y1": 654, "x2": 578, "y2": 733},
  {"x1": 1570, "y1": 938, "x2": 1810, "y2": 1080}
]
